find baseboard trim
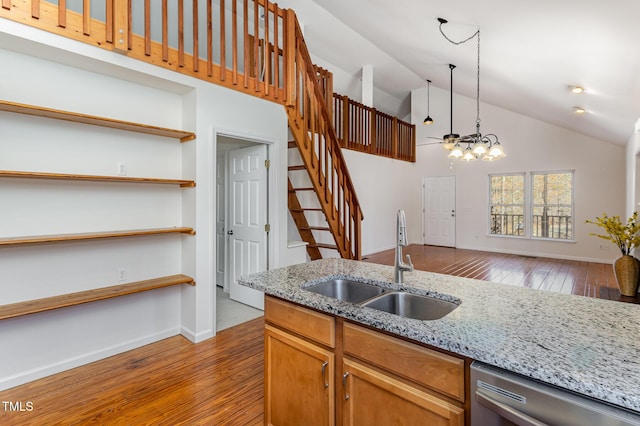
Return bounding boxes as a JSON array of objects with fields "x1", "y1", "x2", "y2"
[
  {"x1": 180, "y1": 325, "x2": 214, "y2": 343},
  {"x1": 0, "y1": 327, "x2": 181, "y2": 391},
  {"x1": 455, "y1": 244, "x2": 615, "y2": 264}
]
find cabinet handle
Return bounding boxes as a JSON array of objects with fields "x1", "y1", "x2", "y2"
[
  {"x1": 343, "y1": 372, "x2": 350, "y2": 400},
  {"x1": 321, "y1": 361, "x2": 329, "y2": 388}
]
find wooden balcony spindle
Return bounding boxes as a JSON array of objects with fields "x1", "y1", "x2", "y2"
[
  {"x1": 219, "y1": 0, "x2": 225, "y2": 79},
  {"x1": 273, "y1": 3, "x2": 279, "y2": 96},
  {"x1": 144, "y1": 0, "x2": 151, "y2": 55},
  {"x1": 264, "y1": 0, "x2": 270, "y2": 95},
  {"x1": 162, "y1": 0, "x2": 168, "y2": 61},
  {"x1": 243, "y1": 0, "x2": 249, "y2": 88},
  {"x1": 31, "y1": 0, "x2": 40, "y2": 18},
  {"x1": 232, "y1": 0, "x2": 238, "y2": 84},
  {"x1": 83, "y1": 0, "x2": 91, "y2": 35},
  {"x1": 193, "y1": 0, "x2": 199, "y2": 72},
  {"x1": 178, "y1": 0, "x2": 185, "y2": 67},
  {"x1": 253, "y1": 0, "x2": 259, "y2": 91},
  {"x1": 58, "y1": 0, "x2": 66, "y2": 27},
  {"x1": 207, "y1": 0, "x2": 213, "y2": 76}
]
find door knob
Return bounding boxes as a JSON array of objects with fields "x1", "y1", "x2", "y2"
[{"x1": 227, "y1": 230, "x2": 234, "y2": 235}]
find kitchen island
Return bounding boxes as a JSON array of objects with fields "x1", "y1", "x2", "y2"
[{"x1": 239, "y1": 258, "x2": 640, "y2": 422}]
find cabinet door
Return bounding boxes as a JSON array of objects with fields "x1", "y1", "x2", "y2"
[
  {"x1": 265, "y1": 325, "x2": 335, "y2": 426},
  {"x1": 342, "y1": 358, "x2": 464, "y2": 426}
]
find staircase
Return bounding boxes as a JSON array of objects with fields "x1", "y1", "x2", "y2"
[
  {"x1": 284, "y1": 10, "x2": 363, "y2": 260},
  {"x1": 0, "y1": 1, "x2": 363, "y2": 261}
]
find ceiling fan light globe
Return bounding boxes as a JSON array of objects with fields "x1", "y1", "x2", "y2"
[
  {"x1": 488, "y1": 143, "x2": 505, "y2": 157},
  {"x1": 472, "y1": 142, "x2": 487, "y2": 155},
  {"x1": 448, "y1": 143, "x2": 464, "y2": 158},
  {"x1": 462, "y1": 147, "x2": 477, "y2": 161}
]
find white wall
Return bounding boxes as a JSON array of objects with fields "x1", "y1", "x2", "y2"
[
  {"x1": 341, "y1": 84, "x2": 625, "y2": 262},
  {"x1": 0, "y1": 19, "x2": 288, "y2": 390}
]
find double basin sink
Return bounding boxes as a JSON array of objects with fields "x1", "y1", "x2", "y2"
[{"x1": 304, "y1": 278, "x2": 459, "y2": 321}]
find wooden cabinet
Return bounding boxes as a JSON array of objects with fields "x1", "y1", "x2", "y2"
[
  {"x1": 265, "y1": 325, "x2": 335, "y2": 426},
  {"x1": 342, "y1": 358, "x2": 464, "y2": 426},
  {"x1": 264, "y1": 297, "x2": 336, "y2": 426},
  {"x1": 341, "y1": 323, "x2": 465, "y2": 426},
  {"x1": 264, "y1": 296, "x2": 468, "y2": 425}
]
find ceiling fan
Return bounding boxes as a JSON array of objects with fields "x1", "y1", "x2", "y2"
[{"x1": 422, "y1": 64, "x2": 459, "y2": 146}]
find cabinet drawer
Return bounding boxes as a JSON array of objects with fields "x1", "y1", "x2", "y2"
[
  {"x1": 265, "y1": 296, "x2": 335, "y2": 348},
  {"x1": 343, "y1": 322, "x2": 464, "y2": 401}
]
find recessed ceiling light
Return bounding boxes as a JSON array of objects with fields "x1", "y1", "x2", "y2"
[
  {"x1": 570, "y1": 85, "x2": 585, "y2": 94},
  {"x1": 573, "y1": 106, "x2": 586, "y2": 114}
]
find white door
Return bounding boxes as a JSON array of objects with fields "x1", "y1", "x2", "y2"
[
  {"x1": 228, "y1": 144, "x2": 268, "y2": 310},
  {"x1": 216, "y1": 154, "x2": 227, "y2": 290},
  {"x1": 423, "y1": 176, "x2": 456, "y2": 247}
]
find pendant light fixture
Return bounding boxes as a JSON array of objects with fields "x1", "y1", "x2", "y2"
[
  {"x1": 438, "y1": 18, "x2": 505, "y2": 162},
  {"x1": 423, "y1": 79, "x2": 434, "y2": 125},
  {"x1": 444, "y1": 64, "x2": 461, "y2": 153}
]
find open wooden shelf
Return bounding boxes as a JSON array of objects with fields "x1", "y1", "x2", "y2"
[
  {"x1": 0, "y1": 170, "x2": 195, "y2": 187},
  {"x1": 0, "y1": 274, "x2": 195, "y2": 320},
  {"x1": 0, "y1": 100, "x2": 196, "y2": 142},
  {"x1": 0, "y1": 227, "x2": 196, "y2": 246}
]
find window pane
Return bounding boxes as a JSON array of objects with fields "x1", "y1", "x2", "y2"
[
  {"x1": 489, "y1": 174, "x2": 525, "y2": 236},
  {"x1": 531, "y1": 172, "x2": 573, "y2": 240}
]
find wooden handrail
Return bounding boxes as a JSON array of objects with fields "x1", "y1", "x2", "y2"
[{"x1": 0, "y1": 274, "x2": 195, "y2": 320}]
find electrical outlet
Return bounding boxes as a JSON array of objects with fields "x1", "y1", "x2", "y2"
[
  {"x1": 117, "y1": 161, "x2": 127, "y2": 176},
  {"x1": 118, "y1": 268, "x2": 126, "y2": 282}
]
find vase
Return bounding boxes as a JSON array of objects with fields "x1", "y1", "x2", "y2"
[{"x1": 613, "y1": 255, "x2": 640, "y2": 296}]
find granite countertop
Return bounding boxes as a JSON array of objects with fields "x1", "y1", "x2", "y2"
[{"x1": 239, "y1": 258, "x2": 640, "y2": 413}]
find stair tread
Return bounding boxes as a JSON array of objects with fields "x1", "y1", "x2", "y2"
[
  {"x1": 288, "y1": 165, "x2": 306, "y2": 171},
  {"x1": 288, "y1": 141, "x2": 297, "y2": 149},
  {"x1": 288, "y1": 187, "x2": 315, "y2": 192},
  {"x1": 300, "y1": 226, "x2": 330, "y2": 231},
  {"x1": 290, "y1": 208, "x2": 323, "y2": 212},
  {"x1": 308, "y1": 243, "x2": 338, "y2": 250}
]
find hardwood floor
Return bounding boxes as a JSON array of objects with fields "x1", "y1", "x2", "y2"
[
  {"x1": 0, "y1": 318, "x2": 265, "y2": 426},
  {"x1": 2, "y1": 245, "x2": 638, "y2": 425},
  {"x1": 365, "y1": 245, "x2": 640, "y2": 304}
]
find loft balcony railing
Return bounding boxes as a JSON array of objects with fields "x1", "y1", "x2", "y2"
[
  {"x1": 0, "y1": 1, "x2": 413, "y2": 163},
  {"x1": 332, "y1": 93, "x2": 416, "y2": 162},
  {"x1": 1, "y1": 0, "x2": 288, "y2": 103},
  {"x1": 491, "y1": 213, "x2": 572, "y2": 240}
]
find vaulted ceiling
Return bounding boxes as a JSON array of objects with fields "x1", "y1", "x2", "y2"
[{"x1": 299, "y1": 0, "x2": 640, "y2": 145}]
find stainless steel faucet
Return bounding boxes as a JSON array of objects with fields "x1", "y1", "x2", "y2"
[{"x1": 394, "y1": 210, "x2": 414, "y2": 283}]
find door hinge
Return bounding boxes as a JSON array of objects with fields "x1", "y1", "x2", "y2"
[
  {"x1": 265, "y1": 224, "x2": 271, "y2": 232},
  {"x1": 264, "y1": 159, "x2": 271, "y2": 168}
]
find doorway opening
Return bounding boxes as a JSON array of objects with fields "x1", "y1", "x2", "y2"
[{"x1": 215, "y1": 134, "x2": 269, "y2": 331}]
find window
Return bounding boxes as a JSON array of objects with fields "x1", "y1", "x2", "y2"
[
  {"x1": 489, "y1": 171, "x2": 574, "y2": 241},
  {"x1": 531, "y1": 171, "x2": 574, "y2": 240},
  {"x1": 489, "y1": 173, "x2": 525, "y2": 236}
]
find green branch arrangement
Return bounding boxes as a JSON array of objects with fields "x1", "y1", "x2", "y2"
[{"x1": 586, "y1": 212, "x2": 640, "y2": 256}]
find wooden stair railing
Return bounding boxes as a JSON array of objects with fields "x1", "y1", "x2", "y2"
[{"x1": 284, "y1": 10, "x2": 363, "y2": 260}]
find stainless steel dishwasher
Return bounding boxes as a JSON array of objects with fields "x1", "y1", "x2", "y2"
[{"x1": 471, "y1": 361, "x2": 640, "y2": 426}]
